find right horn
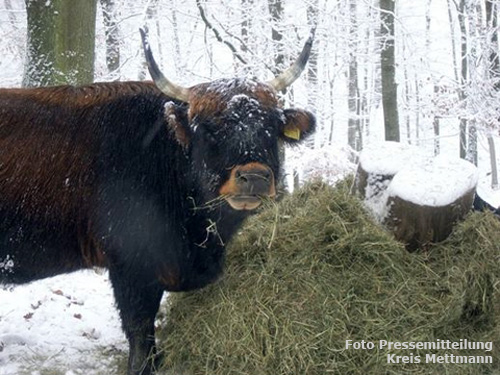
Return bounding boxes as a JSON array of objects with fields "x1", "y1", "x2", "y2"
[
  {"x1": 267, "y1": 28, "x2": 316, "y2": 92},
  {"x1": 140, "y1": 28, "x2": 191, "y2": 102}
]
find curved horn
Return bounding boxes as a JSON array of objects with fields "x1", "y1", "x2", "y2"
[
  {"x1": 140, "y1": 28, "x2": 191, "y2": 102},
  {"x1": 267, "y1": 28, "x2": 316, "y2": 92}
]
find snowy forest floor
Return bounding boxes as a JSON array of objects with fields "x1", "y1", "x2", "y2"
[{"x1": 0, "y1": 270, "x2": 129, "y2": 375}]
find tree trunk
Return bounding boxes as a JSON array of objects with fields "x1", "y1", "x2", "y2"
[
  {"x1": 268, "y1": 0, "x2": 287, "y2": 193},
  {"x1": 415, "y1": 75, "x2": 420, "y2": 144},
  {"x1": 403, "y1": 48, "x2": 411, "y2": 144},
  {"x1": 307, "y1": 0, "x2": 319, "y2": 148},
  {"x1": 380, "y1": 0, "x2": 400, "y2": 141},
  {"x1": 486, "y1": 0, "x2": 500, "y2": 188},
  {"x1": 467, "y1": 121, "x2": 477, "y2": 166},
  {"x1": 328, "y1": 79, "x2": 335, "y2": 145},
  {"x1": 457, "y1": 0, "x2": 468, "y2": 159},
  {"x1": 241, "y1": 0, "x2": 251, "y2": 53},
  {"x1": 433, "y1": 116, "x2": 440, "y2": 155},
  {"x1": 100, "y1": 0, "x2": 120, "y2": 78},
  {"x1": 139, "y1": 0, "x2": 160, "y2": 80},
  {"x1": 268, "y1": 0, "x2": 284, "y2": 74},
  {"x1": 447, "y1": 0, "x2": 460, "y2": 83},
  {"x1": 24, "y1": 0, "x2": 97, "y2": 87},
  {"x1": 487, "y1": 136, "x2": 498, "y2": 188},
  {"x1": 348, "y1": 0, "x2": 361, "y2": 151}
]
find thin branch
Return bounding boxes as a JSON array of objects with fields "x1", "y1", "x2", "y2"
[
  {"x1": 212, "y1": 17, "x2": 277, "y2": 73},
  {"x1": 196, "y1": 0, "x2": 247, "y2": 65}
]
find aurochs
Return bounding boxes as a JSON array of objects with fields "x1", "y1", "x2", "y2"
[{"x1": 0, "y1": 29, "x2": 316, "y2": 375}]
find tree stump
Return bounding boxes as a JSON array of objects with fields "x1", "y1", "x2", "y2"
[
  {"x1": 384, "y1": 156, "x2": 478, "y2": 251},
  {"x1": 355, "y1": 142, "x2": 423, "y2": 220}
]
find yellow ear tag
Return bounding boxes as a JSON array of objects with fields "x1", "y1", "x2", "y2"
[{"x1": 284, "y1": 127, "x2": 301, "y2": 140}]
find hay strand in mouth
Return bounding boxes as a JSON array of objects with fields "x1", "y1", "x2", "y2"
[{"x1": 190, "y1": 195, "x2": 229, "y2": 211}]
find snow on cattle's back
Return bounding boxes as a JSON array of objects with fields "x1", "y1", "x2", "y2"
[
  {"x1": 0, "y1": 270, "x2": 127, "y2": 375},
  {"x1": 388, "y1": 155, "x2": 479, "y2": 207}
]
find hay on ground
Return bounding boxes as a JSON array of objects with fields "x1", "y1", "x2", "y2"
[{"x1": 158, "y1": 180, "x2": 500, "y2": 375}]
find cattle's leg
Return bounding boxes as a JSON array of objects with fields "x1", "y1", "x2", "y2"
[{"x1": 109, "y1": 268, "x2": 164, "y2": 375}]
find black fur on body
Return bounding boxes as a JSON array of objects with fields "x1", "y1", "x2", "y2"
[{"x1": 0, "y1": 80, "x2": 315, "y2": 374}]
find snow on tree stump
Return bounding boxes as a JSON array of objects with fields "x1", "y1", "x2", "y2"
[
  {"x1": 355, "y1": 142, "x2": 424, "y2": 220},
  {"x1": 384, "y1": 156, "x2": 478, "y2": 251}
]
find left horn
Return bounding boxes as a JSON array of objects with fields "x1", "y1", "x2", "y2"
[
  {"x1": 140, "y1": 28, "x2": 191, "y2": 102},
  {"x1": 267, "y1": 28, "x2": 316, "y2": 92}
]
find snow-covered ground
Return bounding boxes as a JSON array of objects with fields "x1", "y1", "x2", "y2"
[{"x1": 0, "y1": 270, "x2": 127, "y2": 375}]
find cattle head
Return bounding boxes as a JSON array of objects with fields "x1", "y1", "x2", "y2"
[{"x1": 140, "y1": 29, "x2": 316, "y2": 211}]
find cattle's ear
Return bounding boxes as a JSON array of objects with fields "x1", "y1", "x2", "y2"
[
  {"x1": 280, "y1": 109, "x2": 316, "y2": 144},
  {"x1": 164, "y1": 102, "x2": 191, "y2": 148}
]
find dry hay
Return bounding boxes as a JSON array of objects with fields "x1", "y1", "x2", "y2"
[{"x1": 157, "y1": 180, "x2": 500, "y2": 375}]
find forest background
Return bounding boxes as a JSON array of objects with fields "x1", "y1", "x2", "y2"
[{"x1": 1, "y1": 0, "x2": 500, "y2": 198}]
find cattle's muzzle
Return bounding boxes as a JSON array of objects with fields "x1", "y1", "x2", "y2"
[{"x1": 219, "y1": 162, "x2": 276, "y2": 210}]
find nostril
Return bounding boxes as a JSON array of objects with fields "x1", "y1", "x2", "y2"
[{"x1": 236, "y1": 170, "x2": 248, "y2": 183}]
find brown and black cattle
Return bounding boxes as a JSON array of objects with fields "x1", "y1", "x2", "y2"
[{"x1": 0, "y1": 29, "x2": 316, "y2": 375}]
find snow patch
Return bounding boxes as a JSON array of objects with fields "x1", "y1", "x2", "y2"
[
  {"x1": 301, "y1": 145, "x2": 357, "y2": 185},
  {"x1": 388, "y1": 155, "x2": 478, "y2": 207},
  {"x1": 287, "y1": 145, "x2": 357, "y2": 188},
  {"x1": 227, "y1": 93, "x2": 251, "y2": 107},
  {"x1": 477, "y1": 175, "x2": 500, "y2": 209},
  {"x1": 359, "y1": 141, "x2": 425, "y2": 176}
]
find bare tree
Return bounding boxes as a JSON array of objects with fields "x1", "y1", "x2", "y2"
[
  {"x1": 241, "y1": 0, "x2": 251, "y2": 53},
  {"x1": 455, "y1": 0, "x2": 469, "y2": 158},
  {"x1": 307, "y1": 0, "x2": 319, "y2": 147},
  {"x1": 101, "y1": 0, "x2": 120, "y2": 78},
  {"x1": 486, "y1": 0, "x2": 499, "y2": 188},
  {"x1": 267, "y1": 0, "x2": 287, "y2": 191},
  {"x1": 348, "y1": 0, "x2": 361, "y2": 150},
  {"x1": 267, "y1": 0, "x2": 284, "y2": 75},
  {"x1": 380, "y1": 0, "x2": 400, "y2": 141}
]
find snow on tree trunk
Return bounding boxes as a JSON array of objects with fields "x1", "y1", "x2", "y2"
[
  {"x1": 23, "y1": 0, "x2": 97, "y2": 87},
  {"x1": 385, "y1": 156, "x2": 478, "y2": 251}
]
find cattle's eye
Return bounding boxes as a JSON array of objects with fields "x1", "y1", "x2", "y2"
[{"x1": 201, "y1": 124, "x2": 219, "y2": 144}]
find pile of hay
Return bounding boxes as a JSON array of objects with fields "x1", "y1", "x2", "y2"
[{"x1": 158, "y1": 181, "x2": 500, "y2": 375}]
